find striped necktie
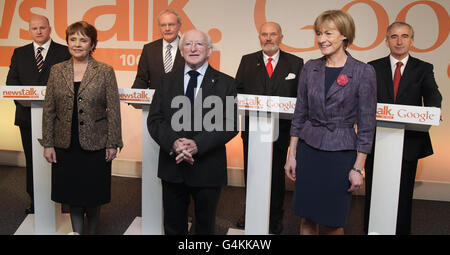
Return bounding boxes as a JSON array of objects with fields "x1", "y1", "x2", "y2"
[
  {"x1": 35, "y1": 47, "x2": 44, "y2": 72},
  {"x1": 164, "y1": 44, "x2": 173, "y2": 73}
]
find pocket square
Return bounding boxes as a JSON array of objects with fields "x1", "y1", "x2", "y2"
[{"x1": 285, "y1": 73, "x2": 296, "y2": 80}]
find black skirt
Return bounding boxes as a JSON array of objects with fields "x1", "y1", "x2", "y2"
[
  {"x1": 292, "y1": 139, "x2": 356, "y2": 228},
  {"x1": 51, "y1": 81, "x2": 111, "y2": 207}
]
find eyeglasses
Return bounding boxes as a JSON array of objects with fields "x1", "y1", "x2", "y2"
[
  {"x1": 182, "y1": 41, "x2": 207, "y2": 48},
  {"x1": 159, "y1": 23, "x2": 178, "y2": 29}
]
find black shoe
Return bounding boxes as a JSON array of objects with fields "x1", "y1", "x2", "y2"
[
  {"x1": 25, "y1": 204, "x2": 34, "y2": 214},
  {"x1": 270, "y1": 221, "x2": 283, "y2": 235},
  {"x1": 236, "y1": 215, "x2": 245, "y2": 229}
]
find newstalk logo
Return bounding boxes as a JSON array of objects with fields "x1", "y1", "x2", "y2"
[
  {"x1": 376, "y1": 105, "x2": 394, "y2": 120},
  {"x1": 119, "y1": 90, "x2": 150, "y2": 102},
  {"x1": 2, "y1": 88, "x2": 38, "y2": 99}
]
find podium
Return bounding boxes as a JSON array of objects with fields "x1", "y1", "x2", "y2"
[
  {"x1": 228, "y1": 94, "x2": 296, "y2": 235},
  {"x1": 0, "y1": 86, "x2": 72, "y2": 234},
  {"x1": 119, "y1": 88, "x2": 164, "y2": 235},
  {"x1": 368, "y1": 103, "x2": 440, "y2": 235}
]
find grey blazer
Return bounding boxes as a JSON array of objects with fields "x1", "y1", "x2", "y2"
[
  {"x1": 41, "y1": 56, "x2": 123, "y2": 150},
  {"x1": 290, "y1": 52, "x2": 377, "y2": 154}
]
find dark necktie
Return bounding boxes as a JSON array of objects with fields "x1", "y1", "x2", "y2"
[
  {"x1": 35, "y1": 47, "x2": 44, "y2": 72},
  {"x1": 266, "y1": 57, "x2": 273, "y2": 78},
  {"x1": 186, "y1": 70, "x2": 200, "y2": 104},
  {"x1": 393, "y1": 61, "x2": 403, "y2": 102}
]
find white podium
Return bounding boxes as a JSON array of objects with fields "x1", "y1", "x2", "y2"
[
  {"x1": 0, "y1": 86, "x2": 72, "y2": 235},
  {"x1": 119, "y1": 88, "x2": 164, "y2": 235},
  {"x1": 227, "y1": 95, "x2": 296, "y2": 235},
  {"x1": 368, "y1": 103, "x2": 440, "y2": 235}
]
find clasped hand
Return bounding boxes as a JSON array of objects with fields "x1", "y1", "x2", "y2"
[{"x1": 173, "y1": 138, "x2": 198, "y2": 165}]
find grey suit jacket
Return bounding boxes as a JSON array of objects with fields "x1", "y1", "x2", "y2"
[
  {"x1": 290, "y1": 52, "x2": 377, "y2": 154},
  {"x1": 41, "y1": 56, "x2": 123, "y2": 150}
]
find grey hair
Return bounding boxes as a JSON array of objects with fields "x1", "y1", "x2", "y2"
[
  {"x1": 386, "y1": 22, "x2": 415, "y2": 40},
  {"x1": 259, "y1": 21, "x2": 283, "y2": 35},
  {"x1": 157, "y1": 9, "x2": 181, "y2": 25},
  {"x1": 179, "y1": 30, "x2": 213, "y2": 49}
]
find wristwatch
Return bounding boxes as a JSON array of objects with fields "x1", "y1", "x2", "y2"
[{"x1": 351, "y1": 167, "x2": 364, "y2": 175}]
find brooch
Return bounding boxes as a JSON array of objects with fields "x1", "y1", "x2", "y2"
[{"x1": 336, "y1": 74, "x2": 348, "y2": 86}]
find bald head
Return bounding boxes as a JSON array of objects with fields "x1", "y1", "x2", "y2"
[{"x1": 29, "y1": 15, "x2": 51, "y2": 45}]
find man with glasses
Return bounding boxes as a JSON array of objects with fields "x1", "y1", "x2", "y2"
[
  {"x1": 147, "y1": 29, "x2": 238, "y2": 235},
  {"x1": 132, "y1": 9, "x2": 184, "y2": 89}
]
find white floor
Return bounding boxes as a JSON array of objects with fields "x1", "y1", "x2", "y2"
[{"x1": 14, "y1": 214, "x2": 72, "y2": 235}]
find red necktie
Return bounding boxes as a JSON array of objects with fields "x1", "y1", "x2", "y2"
[
  {"x1": 393, "y1": 62, "x2": 403, "y2": 102},
  {"x1": 266, "y1": 57, "x2": 273, "y2": 78}
]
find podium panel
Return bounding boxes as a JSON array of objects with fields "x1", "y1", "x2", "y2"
[
  {"x1": 1, "y1": 86, "x2": 66, "y2": 235},
  {"x1": 369, "y1": 104, "x2": 440, "y2": 235},
  {"x1": 245, "y1": 113, "x2": 275, "y2": 235},
  {"x1": 119, "y1": 88, "x2": 163, "y2": 235}
]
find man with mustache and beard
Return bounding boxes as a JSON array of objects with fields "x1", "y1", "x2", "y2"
[{"x1": 235, "y1": 22, "x2": 304, "y2": 234}]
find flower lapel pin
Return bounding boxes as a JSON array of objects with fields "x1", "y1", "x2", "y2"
[{"x1": 336, "y1": 74, "x2": 348, "y2": 86}]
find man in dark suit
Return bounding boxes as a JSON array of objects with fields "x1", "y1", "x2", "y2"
[
  {"x1": 6, "y1": 15, "x2": 70, "y2": 214},
  {"x1": 235, "y1": 22, "x2": 304, "y2": 234},
  {"x1": 132, "y1": 9, "x2": 184, "y2": 89},
  {"x1": 147, "y1": 29, "x2": 238, "y2": 235},
  {"x1": 364, "y1": 22, "x2": 442, "y2": 235}
]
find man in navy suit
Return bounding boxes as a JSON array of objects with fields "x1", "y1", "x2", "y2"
[
  {"x1": 147, "y1": 29, "x2": 238, "y2": 234},
  {"x1": 235, "y1": 22, "x2": 304, "y2": 234},
  {"x1": 6, "y1": 15, "x2": 70, "y2": 214},
  {"x1": 132, "y1": 9, "x2": 184, "y2": 89},
  {"x1": 364, "y1": 22, "x2": 442, "y2": 235}
]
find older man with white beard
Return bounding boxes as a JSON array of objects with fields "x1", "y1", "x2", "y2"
[{"x1": 235, "y1": 22, "x2": 304, "y2": 234}]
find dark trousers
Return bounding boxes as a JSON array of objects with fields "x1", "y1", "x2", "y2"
[
  {"x1": 19, "y1": 126, "x2": 33, "y2": 200},
  {"x1": 162, "y1": 180, "x2": 221, "y2": 235},
  {"x1": 242, "y1": 136, "x2": 288, "y2": 225},
  {"x1": 364, "y1": 154, "x2": 418, "y2": 235}
]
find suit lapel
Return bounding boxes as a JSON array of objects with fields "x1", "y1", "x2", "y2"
[
  {"x1": 271, "y1": 51, "x2": 288, "y2": 82},
  {"x1": 25, "y1": 44, "x2": 41, "y2": 75},
  {"x1": 396, "y1": 55, "x2": 416, "y2": 100},
  {"x1": 40, "y1": 41, "x2": 55, "y2": 74},
  {"x1": 379, "y1": 56, "x2": 395, "y2": 102},
  {"x1": 155, "y1": 39, "x2": 165, "y2": 72},
  {"x1": 61, "y1": 59, "x2": 74, "y2": 94},
  {"x1": 78, "y1": 56, "x2": 98, "y2": 95},
  {"x1": 311, "y1": 57, "x2": 327, "y2": 116},
  {"x1": 325, "y1": 53, "x2": 354, "y2": 100},
  {"x1": 256, "y1": 51, "x2": 270, "y2": 93},
  {"x1": 198, "y1": 65, "x2": 216, "y2": 100}
]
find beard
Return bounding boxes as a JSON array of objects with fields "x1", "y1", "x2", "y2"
[{"x1": 261, "y1": 42, "x2": 279, "y2": 54}]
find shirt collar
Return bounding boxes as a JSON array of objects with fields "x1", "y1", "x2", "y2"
[
  {"x1": 33, "y1": 39, "x2": 51, "y2": 52},
  {"x1": 389, "y1": 54, "x2": 409, "y2": 68},
  {"x1": 163, "y1": 37, "x2": 179, "y2": 49},
  {"x1": 184, "y1": 61, "x2": 209, "y2": 76},
  {"x1": 262, "y1": 50, "x2": 280, "y2": 63}
]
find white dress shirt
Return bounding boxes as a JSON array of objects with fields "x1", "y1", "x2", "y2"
[
  {"x1": 33, "y1": 39, "x2": 52, "y2": 60},
  {"x1": 262, "y1": 50, "x2": 280, "y2": 70},
  {"x1": 389, "y1": 54, "x2": 409, "y2": 80},
  {"x1": 163, "y1": 37, "x2": 179, "y2": 68},
  {"x1": 183, "y1": 61, "x2": 209, "y2": 97}
]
